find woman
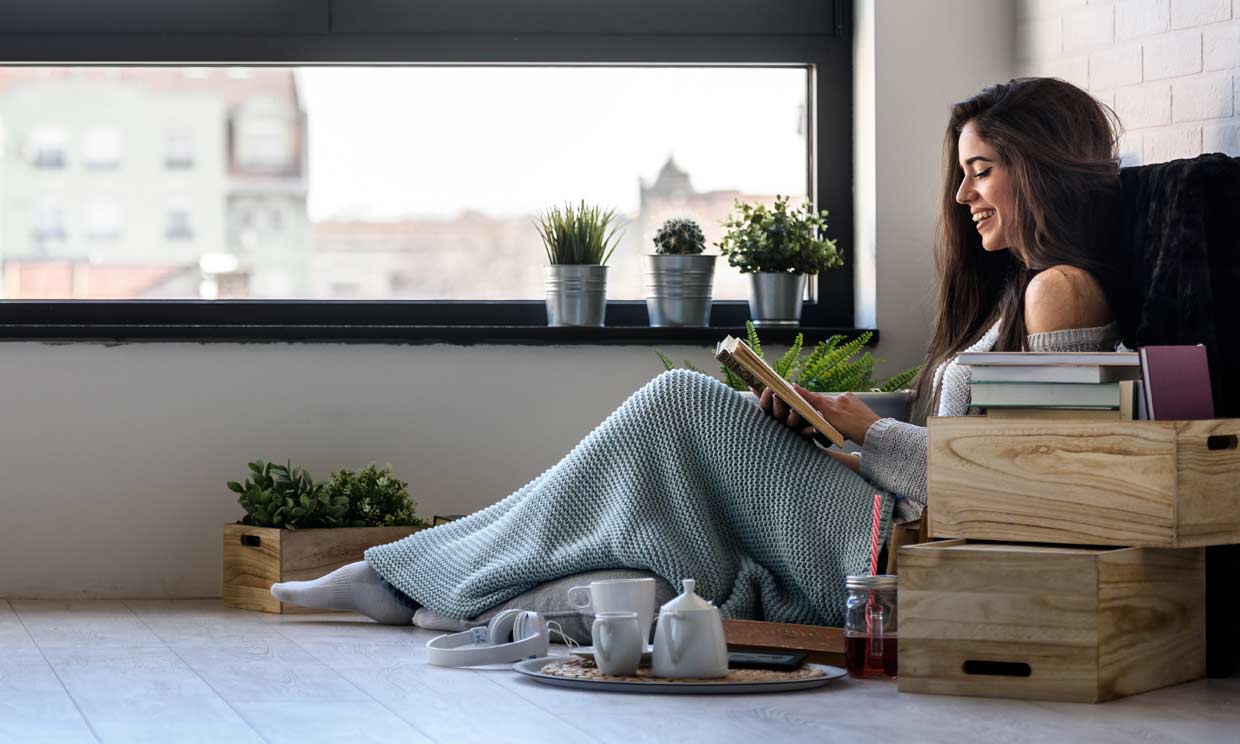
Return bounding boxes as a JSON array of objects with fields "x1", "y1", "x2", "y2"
[{"x1": 272, "y1": 77, "x2": 1123, "y2": 629}]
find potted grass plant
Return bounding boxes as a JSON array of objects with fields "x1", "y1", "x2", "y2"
[
  {"x1": 718, "y1": 195, "x2": 843, "y2": 326},
  {"x1": 644, "y1": 217, "x2": 716, "y2": 327},
  {"x1": 535, "y1": 201, "x2": 623, "y2": 327},
  {"x1": 222, "y1": 460, "x2": 427, "y2": 614}
]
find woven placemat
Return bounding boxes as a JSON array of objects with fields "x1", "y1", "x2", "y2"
[{"x1": 545, "y1": 656, "x2": 826, "y2": 684}]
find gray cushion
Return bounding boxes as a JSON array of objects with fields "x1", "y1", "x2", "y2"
[{"x1": 412, "y1": 569, "x2": 675, "y2": 644}]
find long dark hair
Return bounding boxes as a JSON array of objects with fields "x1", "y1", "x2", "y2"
[{"x1": 912, "y1": 77, "x2": 1122, "y2": 419}]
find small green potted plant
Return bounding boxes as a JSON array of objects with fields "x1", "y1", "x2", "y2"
[
  {"x1": 717, "y1": 195, "x2": 843, "y2": 326},
  {"x1": 535, "y1": 201, "x2": 623, "y2": 327},
  {"x1": 222, "y1": 460, "x2": 427, "y2": 614},
  {"x1": 644, "y1": 217, "x2": 716, "y2": 327}
]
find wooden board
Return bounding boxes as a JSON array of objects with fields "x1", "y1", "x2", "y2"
[
  {"x1": 927, "y1": 417, "x2": 1240, "y2": 548},
  {"x1": 898, "y1": 539, "x2": 1205, "y2": 703},
  {"x1": 722, "y1": 619, "x2": 844, "y2": 666},
  {"x1": 222, "y1": 524, "x2": 424, "y2": 614}
]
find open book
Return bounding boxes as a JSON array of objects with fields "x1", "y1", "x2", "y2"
[{"x1": 715, "y1": 335, "x2": 846, "y2": 448}]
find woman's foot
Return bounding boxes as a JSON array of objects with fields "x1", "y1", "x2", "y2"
[{"x1": 270, "y1": 561, "x2": 414, "y2": 625}]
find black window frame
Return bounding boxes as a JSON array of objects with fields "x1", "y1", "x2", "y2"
[{"x1": 0, "y1": 0, "x2": 861, "y2": 344}]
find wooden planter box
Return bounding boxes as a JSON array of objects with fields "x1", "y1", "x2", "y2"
[
  {"x1": 898, "y1": 539, "x2": 1205, "y2": 703},
  {"x1": 927, "y1": 417, "x2": 1240, "y2": 548},
  {"x1": 222, "y1": 523, "x2": 424, "y2": 614}
]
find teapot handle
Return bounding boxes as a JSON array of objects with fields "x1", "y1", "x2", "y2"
[{"x1": 668, "y1": 611, "x2": 687, "y2": 665}]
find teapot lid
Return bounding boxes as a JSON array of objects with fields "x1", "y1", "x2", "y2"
[{"x1": 660, "y1": 578, "x2": 715, "y2": 613}]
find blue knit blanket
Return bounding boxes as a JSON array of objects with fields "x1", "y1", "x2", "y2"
[{"x1": 366, "y1": 370, "x2": 894, "y2": 626}]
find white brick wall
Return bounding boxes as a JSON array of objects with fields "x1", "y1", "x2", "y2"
[{"x1": 1018, "y1": 0, "x2": 1240, "y2": 163}]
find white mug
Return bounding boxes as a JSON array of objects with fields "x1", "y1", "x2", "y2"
[
  {"x1": 567, "y1": 577, "x2": 656, "y2": 643},
  {"x1": 591, "y1": 612, "x2": 643, "y2": 676}
]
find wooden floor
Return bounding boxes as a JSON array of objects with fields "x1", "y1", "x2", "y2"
[{"x1": 2, "y1": 600, "x2": 1238, "y2": 744}]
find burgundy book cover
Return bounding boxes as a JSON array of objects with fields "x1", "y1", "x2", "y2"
[{"x1": 1139, "y1": 345, "x2": 1215, "y2": 420}]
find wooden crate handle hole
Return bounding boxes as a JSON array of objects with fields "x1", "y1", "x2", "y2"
[
  {"x1": 1207, "y1": 435, "x2": 1238, "y2": 451},
  {"x1": 962, "y1": 660, "x2": 1032, "y2": 677},
  {"x1": 241, "y1": 535, "x2": 262, "y2": 547}
]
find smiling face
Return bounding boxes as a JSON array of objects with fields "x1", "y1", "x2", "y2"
[{"x1": 955, "y1": 121, "x2": 1015, "y2": 254}]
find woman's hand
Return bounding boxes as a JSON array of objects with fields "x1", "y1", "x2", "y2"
[{"x1": 756, "y1": 385, "x2": 882, "y2": 446}]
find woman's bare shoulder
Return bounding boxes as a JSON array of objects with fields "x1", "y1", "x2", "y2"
[{"x1": 1024, "y1": 265, "x2": 1112, "y2": 333}]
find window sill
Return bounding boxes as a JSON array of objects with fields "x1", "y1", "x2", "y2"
[{"x1": 0, "y1": 323, "x2": 878, "y2": 346}]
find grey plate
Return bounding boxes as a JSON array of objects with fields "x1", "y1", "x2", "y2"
[{"x1": 512, "y1": 656, "x2": 847, "y2": 694}]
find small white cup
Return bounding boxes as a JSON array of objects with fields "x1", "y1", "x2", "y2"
[
  {"x1": 592, "y1": 612, "x2": 643, "y2": 676},
  {"x1": 567, "y1": 577, "x2": 656, "y2": 643}
]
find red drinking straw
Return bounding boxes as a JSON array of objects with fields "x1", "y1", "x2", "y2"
[
  {"x1": 869, "y1": 492, "x2": 882, "y2": 575},
  {"x1": 864, "y1": 492, "x2": 884, "y2": 646}
]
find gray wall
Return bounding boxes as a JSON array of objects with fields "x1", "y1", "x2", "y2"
[
  {"x1": 855, "y1": 0, "x2": 1017, "y2": 375},
  {"x1": 0, "y1": 0, "x2": 1020, "y2": 599},
  {"x1": 0, "y1": 342, "x2": 721, "y2": 598}
]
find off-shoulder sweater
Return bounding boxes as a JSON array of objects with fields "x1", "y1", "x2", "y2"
[{"x1": 860, "y1": 322, "x2": 1119, "y2": 521}]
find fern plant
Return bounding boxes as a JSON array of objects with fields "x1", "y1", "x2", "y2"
[{"x1": 656, "y1": 321, "x2": 919, "y2": 393}]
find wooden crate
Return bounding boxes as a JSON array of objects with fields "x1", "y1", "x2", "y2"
[
  {"x1": 898, "y1": 539, "x2": 1205, "y2": 703},
  {"x1": 927, "y1": 417, "x2": 1240, "y2": 547},
  {"x1": 222, "y1": 523, "x2": 424, "y2": 613}
]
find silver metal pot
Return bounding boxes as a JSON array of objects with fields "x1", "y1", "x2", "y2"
[
  {"x1": 748, "y1": 272, "x2": 805, "y2": 326},
  {"x1": 545, "y1": 264, "x2": 608, "y2": 327},
  {"x1": 643, "y1": 254, "x2": 716, "y2": 327}
]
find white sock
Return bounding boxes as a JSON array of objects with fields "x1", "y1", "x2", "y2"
[{"x1": 270, "y1": 561, "x2": 414, "y2": 625}]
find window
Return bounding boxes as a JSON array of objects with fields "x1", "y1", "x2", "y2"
[
  {"x1": 83, "y1": 128, "x2": 122, "y2": 170},
  {"x1": 0, "y1": 3, "x2": 853, "y2": 337},
  {"x1": 29, "y1": 126, "x2": 68, "y2": 169},
  {"x1": 234, "y1": 103, "x2": 294, "y2": 172},
  {"x1": 84, "y1": 200, "x2": 123, "y2": 240},
  {"x1": 165, "y1": 130, "x2": 195, "y2": 169},
  {"x1": 2, "y1": 66, "x2": 806, "y2": 302},
  {"x1": 165, "y1": 206, "x2": 194, "y2": 241},
  {"x1": 31, "y1": 199, "x2": 68, "y2": 251}
]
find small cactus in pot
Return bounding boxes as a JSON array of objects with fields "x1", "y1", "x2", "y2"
[
  {"x1": 653, "y1": 218, "x2": 707, "y2": 256},
  {"x1": 645, "y1": 217, "x2": 716, "y2": 327}
]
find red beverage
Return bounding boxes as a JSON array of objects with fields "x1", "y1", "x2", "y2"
[{"x1": 844, "y1": 634, "x2": 898, "y2": 678}]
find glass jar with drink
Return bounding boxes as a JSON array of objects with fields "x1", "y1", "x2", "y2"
[{"x1": 844, "y1": 574, "x2": 898, "y2": 678}]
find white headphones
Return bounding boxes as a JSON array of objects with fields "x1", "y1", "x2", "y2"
[{"x1": 425, "y1": 609, "x2": 549, "y2": 667}]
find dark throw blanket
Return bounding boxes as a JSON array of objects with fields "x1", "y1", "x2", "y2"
[
  {"x1": 1111, "y1": 153, "x2": 1240, "y2": 417},
  {"x1": 1109, "y1": 152, "x2": 1240, "y2": 679}
]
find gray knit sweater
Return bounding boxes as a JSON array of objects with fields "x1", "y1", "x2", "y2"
[{"x1": 860, "y1": 323, "x2": 1119, "y2": 517}]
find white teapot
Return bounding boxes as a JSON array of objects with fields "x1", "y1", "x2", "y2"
[{"x1": 652, "y1": 578, "x2": 728, "y2": 678}]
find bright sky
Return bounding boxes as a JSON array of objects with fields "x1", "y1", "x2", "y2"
[{"x1": 296, "y1": 67, "x2": 809, "y2": 222}]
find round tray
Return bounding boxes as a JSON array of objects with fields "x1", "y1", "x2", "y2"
[{"x1": 512, "y1": 656, "x2": 847, "y2": 695}]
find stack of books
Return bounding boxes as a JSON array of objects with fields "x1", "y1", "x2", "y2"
[
  {"x1": 958, "y1": 345, "x2": 1214, "y2": 421},
  {"x1": 956, "y1": 350, "x2": 1142, "y2": 419}
]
